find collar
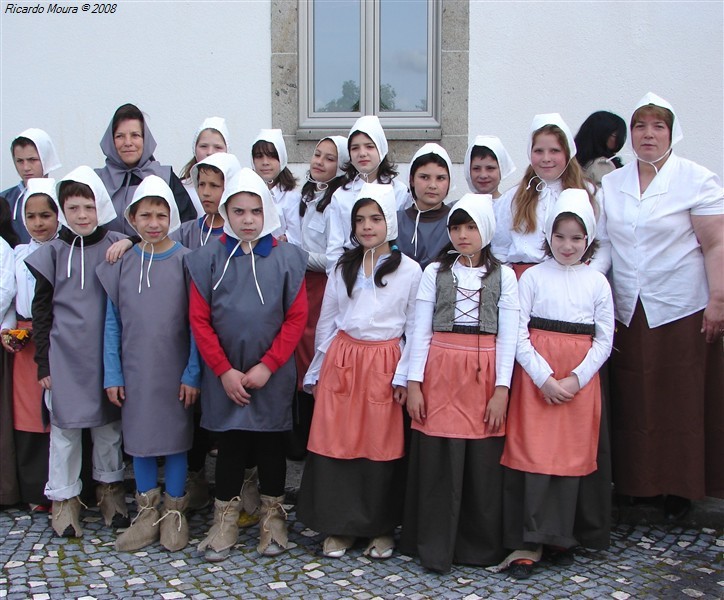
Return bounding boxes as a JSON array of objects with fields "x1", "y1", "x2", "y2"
[
  {"x1": 221, "y1": 233, "x2": 276, "y2": 257},
  {"x1": 405, "y1": 203, "x2": 450, "y2": 222},
  {"x1": 58, "y1": 225, "x2": 107, "y2": 246}
]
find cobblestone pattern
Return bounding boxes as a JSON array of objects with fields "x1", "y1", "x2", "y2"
[{"x1": 1, "y1": 501, "x2": 722, "y2": 599}]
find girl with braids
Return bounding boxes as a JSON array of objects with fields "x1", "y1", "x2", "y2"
[{"x1": 298, "y1": 183, "x2": 421, "y2": 560}]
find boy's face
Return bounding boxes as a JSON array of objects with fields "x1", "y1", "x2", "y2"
[
  {"x1": 226, "y1": 192, "x2": 263, "y2": 242},
  {"x1": 25, "y1": 194, "x2": 59, "y2": 242},
  {"x1": 197, "y1": 170, "x2": 224, "y2": 216},
  {"x1": 13, "y1": 144, "x2": 44, "y2": 184},
  {"x1": 128, "y1": 197, "x2": 171, "y2": 244},
  {"x1": 63, "y1": 195, "x2": 98, "y2": 236}
]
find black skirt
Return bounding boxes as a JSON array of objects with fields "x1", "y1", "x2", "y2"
[
  {"x1": 296, "y1": 451, "x2": 404, "y2": 538},
  {"x1": 400, "y1": 432, "x2": 506, "y2": 573}
]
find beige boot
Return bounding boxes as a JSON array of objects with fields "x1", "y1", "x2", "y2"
[
  {"x1": 238, "y1": 467, "x2": 261, "y2": 528},
  {"x1": 158, "y1": 492, "x2": 189, "y2": 552},
  {"x1": 51, "y1": 496, "x2": 84, "y2": 538},
  {"x1": 115, "y1": 487, "x2": 161, "y2": 552},
  {"x1": 96, "y1": 481, "x2": 129, "y2": 527},
  {"x1": 198, "y1": 497, "x2": 241, "y2": 562},
  {"x1": 185, "y1": 469, "x2": 210, "y2": 512},
  {"x1": 257, "y1": 494, "x2": 288, "y2": 556}
]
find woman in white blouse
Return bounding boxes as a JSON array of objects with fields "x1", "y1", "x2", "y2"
[{"x1": 601, "y1": 92, "x2": 724, "y2": 519}]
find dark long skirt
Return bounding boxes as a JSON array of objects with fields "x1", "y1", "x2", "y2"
[
  {"x1": 400, "y1": 432, "x2": 506, "y2": 572},
  {"x1": 296, "y1": 452, "x2": 404, "y2": 537},
  {"x1": 0, "y1": 350, "x2": 20, "y2": 506},
  {"x1": 503, "y1": 393, "x2": 611, "y2": 551},
  {"x1": 15, "y1": 431, "x2": 50, "y2": 506},
  {"x1": 610, "y1": 304, "x2": 724, "y2": 499}
]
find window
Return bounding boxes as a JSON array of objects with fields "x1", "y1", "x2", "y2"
[{"x1": 298, "y1": 0, "x2": 441, "y2": 131}]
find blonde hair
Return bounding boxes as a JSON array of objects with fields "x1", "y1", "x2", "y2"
[{"x1": 512, "y1": 125, "x2": 596, "y2": 234}]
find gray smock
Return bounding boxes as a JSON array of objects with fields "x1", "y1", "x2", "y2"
[
  {"x1": 396, "y1": 204, "x2": 452, "y2": 270},
  {"x1": 25, "y1": 230, "x2": 125, "y2": 429},
  {"x1": 96, "y1": 243, "x2": 194, "y2": 457},
  {"x1": 184, "y1": 238, "x2": 307, "y2": 432}
]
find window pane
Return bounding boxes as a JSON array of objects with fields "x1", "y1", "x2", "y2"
[
  {"x1": 313, "y1": 1, "x2": 361, "y2": 112},
  {"x1": 379, "y1": 0, "x2": 428, "y2": 113}
]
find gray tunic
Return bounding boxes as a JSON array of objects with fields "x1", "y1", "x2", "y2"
[
  {"x1": 396, "y1": 204, "x2": 452, "y2": 270},
  {"x1": 96, "y1": 243, "x2": 194, "y2": 457},
  {"x1": 25, "y1": 231, "x2": 125, "y2": 429},
  {"x1": 184, "y1": 238, "x2": 307, "y2": 432},
  {"x1": 170, "y1": 218, "x2": 223, "y2": 251}
]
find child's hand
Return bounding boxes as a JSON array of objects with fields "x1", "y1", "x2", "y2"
[
  {"x1": 39, "y1": 376, "x2": 52, "y2": 390},
  {"x1": 220, "y1": 368, "x2": 251, "y2": 406},
  {"x1": 242, "y1": 363, "x2": 272, "y2": 390},
  {"x1": 540, "y1": 376, "x2": 574, "y2": 405},
  {"x1": 106, "y1": 386, "x2": 125, "y2": 407},
  {"x1": 558, "y1": 375, "x2": 580, "y2": 398},
  {"x1": 406, "y1": 382, "x2": 426, "y2": 424},
  {"x1": 105, "y1": 239, "x2": 133, "y2": 264},
  {"x1": 0, "y1": 329, "x2": 17, "y2": 353},
  {"x1": 179, "y1": 384, "x2": 200, "y2": 408},
  {"x1": 393, "y1": 385, "x2": 408, "y2": 405},
  {"x1": 484, "y1": 386, "x2": 509, "y2": 433}
]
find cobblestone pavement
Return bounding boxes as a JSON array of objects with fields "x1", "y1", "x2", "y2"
[{"x1": 1, "y1": 461, "x2": 722, "y2": 599}]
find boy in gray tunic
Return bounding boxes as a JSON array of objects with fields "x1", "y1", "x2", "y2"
[
  {"x1": 25, "y1": 166, "x2": 128, "y2": 538},
  {"x1": 186, "y1": 168, "x2": 308, "y2": 562},
  {"x1": 97, "y1": 175, "x2": 200, "y2": 553}
]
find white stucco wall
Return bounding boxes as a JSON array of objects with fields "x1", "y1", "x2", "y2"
[
  {"x1": 0, "y1": 1, "x2": 271, "y2": 190},
  {"x1": 469, "y1": 1, "x2": 723, "y2": 194}
]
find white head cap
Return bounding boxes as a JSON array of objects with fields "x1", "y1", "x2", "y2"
[
  {"x1": 356, "y1": 182, "x2": 398, "y2": 243},
  {"x1": 16, "y1": 128, "x2": 62, "y2": 175},
  {"x1": 464, "y1": 135, "x2": 516, "y2": 192},
  {"x1": 191, "y1": 152, "x2": 242, "y2": 192},
  {"x1": 349, "y1": 115, "x2": 388, "y2": 163},
  {"x1": 410, "y1": 143, "x2": 453, "y2": 193},
  {"x1": 632, "y1": 91, "x2": 683, "y2": 149},
  {"x1": 528, "y1": 113, "x2": 577, "y2": 161},
  {"x1": 22, "y1": 178, "x2": 60, "y2": 238},
  {"x1": 252, "y1": 129, "x2": 288, "y2": 170},
  {"x1": 218, "y1": 167, "x2": 280, "y2": 241},
  {"x1": 316, "y1": 135, "x2": 350, "y2": 177},
  {"x1": 192, "y1": 117, "x2": 231, "y2": 153},
  {"x1": 56, "y1": 166, "x2": 117, "y2": 233},
  {"x1": 447, "y1": 193, "x2": 496, "y2": 250},
  {"x1": 544, "y1": 188, "x2": 596, "y2": 250},
  {"x1": 124, "y1": 174, "x2": 181, "y2": 237}
]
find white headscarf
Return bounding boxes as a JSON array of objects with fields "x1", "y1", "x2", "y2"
[
  {"x1": 463, "y1": 135, "x2": 516, "y2": 192},
  {"x1": 527, "y1": 113, "x2": 577, "y2": 161},
  {"x1": 56, "y1": 166, "x2": 118, "y2": 289},
  {"x1": 123, "y1": 175, "x2": 181, "y2": 292},
  {"x1": 317, "y1": 135, "x2": 350, "y2": 178},
  {"x1": 356, "y1": 182, "x2": 398, "y2": 243},
  {"x1": 191, "y1": 152, "x2": 242, "y2": 192},
  {"x1": 192, "y1": 117, "x2": 231, "y2": 153},
  {"x1": 251, "y1": 129, "x2": 288, "y2": 171},
  {"x1": 447, "y1": 193, "x2": 496, "y2": 250},
  {"x1": 21, "y1": 178, "x2": 61, "y2": 240},
  {"x1": 348, "y1": 115, "x2": 389, "y2": 163},
  {"x1": 15, "y1": 128, "x2": 62, "y2": 175},
  {"x1": 630, "y1": 92, "x2": 683, "y2": 165},
  {"x1": 544, "y1": 188, "x2": 596, "y2": 250},
  {"x1": 215, "y1": 168, "x2": 281, "y2": 301}
]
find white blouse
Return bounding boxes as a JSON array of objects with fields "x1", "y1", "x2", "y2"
[
  {"x1": 407, "y1": 261, "x2": 520, "y2": 387},
  {"x1": 299, "y1": 190, "x2": 332, "y2": 272},
  {"x1": 270, "y1": 185, "x2": 302, "y2": 246},
  {"x1": 325, "y1": 177, "x2": 411, "y2": 273},
  {"x1": 492, "y1": 179, "x2": 611, "y2": 274},
  {"x1": 0, "y1": 238, "x2": 16, "y2": 330},
  {"x1": 601, "y1": 153, "x2": 723, "y2": 328},
  {"x1": 516, "y1": 258, "x2": 614, "y2": 389},
  {"x1": 304, "y1": 253, "x2": 422, "y2": 390}
]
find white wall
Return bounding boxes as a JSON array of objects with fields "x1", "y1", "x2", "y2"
[
  {"x1": 469, "y1": 1, "x2": 723, "y2": 194},
  {"x1": 1, "y1": 1, "x2": 271, "y2": 189}
]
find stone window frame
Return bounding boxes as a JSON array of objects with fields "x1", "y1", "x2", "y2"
[{"x1": 271, "y1": 0, "x2": 469, "y2": 164}]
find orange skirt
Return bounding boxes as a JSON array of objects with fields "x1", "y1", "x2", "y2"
[
  {"x1": 295, "y1": 270, "x2": 327, "y2": 390},
  {"x1": 502, "y1": 329, "x2": 600, "y2": 476},
  {"x1": 12, "y1": 321, "x2": 47, "y2": 433},
  {"x1": 307, "y1": 331, "x2": 403, "y2": 461},
  {"x1": 412, "y1": 332, "x2": 502, "y2": 439}
]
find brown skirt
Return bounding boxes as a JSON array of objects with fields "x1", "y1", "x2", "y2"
[{"x1": 610, "y1": 303, "x2": 724, "y2": 499}]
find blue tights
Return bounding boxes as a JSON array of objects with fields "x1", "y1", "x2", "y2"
[{"x1": 133, "y1": 452, "x2": 187, "y2": 498}]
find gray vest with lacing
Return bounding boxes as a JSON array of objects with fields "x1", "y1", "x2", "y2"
[{"x1": 432, "y1": 265, "x2": 501, "y2": 334}]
